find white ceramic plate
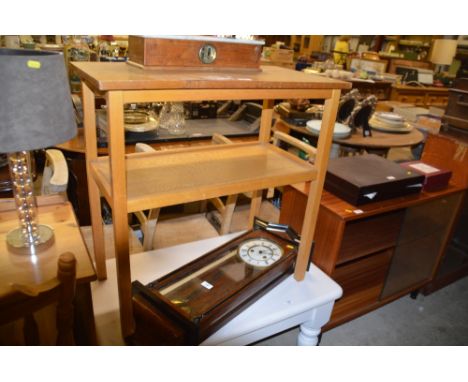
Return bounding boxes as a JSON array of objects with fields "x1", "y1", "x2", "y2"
[
  {"x1": 305, "y1": 120, "x2": 351, "y2": 138},
  {"x1": 372, "y1": 112, "x2": 407, "y2": 128},
  {"x1": 369, "y1": 117, "x2": 413, "y2": 134},
  {"x1": 373, "y1": 112, "x2": 405, "y2": 123},
  {"x1": 124, "y1": 116, "x2": 158, "y2": 132},
  {"x1": 96, "y1": 110, "x2": 159, "y2": 133}
]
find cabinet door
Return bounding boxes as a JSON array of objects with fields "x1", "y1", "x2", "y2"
[
  {"x1": 381, "y1": 193, "x2": 462, "y2": 299},
  {"x1": 432, "y1": 192, "x2": 468, "y2": 280},
  {"x1": 331, "y1": 249, "x2": 393, "y2": 323}
]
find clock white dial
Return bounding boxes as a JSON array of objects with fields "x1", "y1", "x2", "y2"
[{"x1": 238, "y1": 238, "x2": 283, "y2": 268}]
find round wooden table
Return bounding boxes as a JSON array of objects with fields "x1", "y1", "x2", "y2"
[
  {"x1": 274, "y1": 119, "x2": 425, "y2": 157},
  {"x1": 334, "y1": 126, "x2": 424, "y2": 156}
]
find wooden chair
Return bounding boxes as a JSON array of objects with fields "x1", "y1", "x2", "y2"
[
  {"x1": 132, "y1": 142, "x2": 162, "y2": 251},
  {"x1": 41, "y1": 149, "x2": 68, "y2": 195},
  {"x1": 206, "y1": 132, "x2": 316, "y2": 234},
  {"x1": 132, "y1": 139, "x2": 227, "y2": 249},
  {"x1": 0, "y1": 252, "x2": 77, "y2": 345},
  {"x1": 133, "y1": 132, "x2": 316, "y2": 248},
  {"x1": 203, "y1": 134, "x2": 240, "y2": 235},
  {"x1": 273, "y1": 131, "x2": 317, "y2": 164},
  {"x1": 134, "y1": 134, "x2": 267, "y2": 246}
]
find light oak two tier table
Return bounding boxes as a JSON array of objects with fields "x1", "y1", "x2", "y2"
[{"x1": 71, "y1": 62, "x2": 350, "y2": 338}]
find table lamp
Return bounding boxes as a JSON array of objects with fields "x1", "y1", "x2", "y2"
[
  {"x1": 0, "y1": 48, "x2": 77, "y2": 251},
  {"x1": 430, "y1": 39, "x2": 458, "y2": 73}
]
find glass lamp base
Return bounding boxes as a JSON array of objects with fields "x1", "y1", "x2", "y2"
[{"x1": 7, "y1": 224, "x2": 55, "y2": 249}]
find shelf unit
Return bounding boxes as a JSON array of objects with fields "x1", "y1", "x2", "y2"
[{"x1": 71, "y1": 62, "x2": 350, "y2": 338}]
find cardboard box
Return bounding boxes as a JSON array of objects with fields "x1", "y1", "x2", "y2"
[
  {"x1": 414, "y1": 114, "x2": 442, "y2": 134},
  {"x1": 400, "y1": 161, "x2": 452, "y2": 192},
  {"x1": 262, "y1": 47, "x2": 294, "y2": 63}
]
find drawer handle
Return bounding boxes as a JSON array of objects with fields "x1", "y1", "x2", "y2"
[{"x1": 457, "y1": 95, "x2": 468, "y2": 108}]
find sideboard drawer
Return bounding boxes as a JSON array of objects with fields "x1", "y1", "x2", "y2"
[
  {"x1": 395, "y1": 94, "x2": 425, "y2": 106},
  {"x1": 426, "y1": 94, "x2": 448, "y2": 106},
  {"x1": 331, "y1": 249, "x2": 393, "y2": 320},
  {"x1": 337, "y1": 210, "x2": 404, "y2": 265}
]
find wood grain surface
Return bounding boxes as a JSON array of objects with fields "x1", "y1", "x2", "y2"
[{"x1": 71, "y1": 62, "x2": 351, "y2": 92}]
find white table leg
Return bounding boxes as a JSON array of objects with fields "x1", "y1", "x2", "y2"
[
  {"x1": 297, "y1": 301, "x2": 336, "y2": 346},
  {"x1": 298, "y1": 321, "x2": 322, "y2": 346}
]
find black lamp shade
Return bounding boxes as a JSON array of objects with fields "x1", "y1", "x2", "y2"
[{"x1": 0, "y1": 48, "x2": 77, "y2": 153}]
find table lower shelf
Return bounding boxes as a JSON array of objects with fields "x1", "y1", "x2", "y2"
[{"x1": 90, "y1": 142, "x2": 317, "y2": 212}]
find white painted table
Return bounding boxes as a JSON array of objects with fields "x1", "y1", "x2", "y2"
[
  {"x1": 92, "y1": 233, "x2": 342, "y2": 345},
  {"x1": 203, "y1": 262, "x2": 342, "y2": 346}
]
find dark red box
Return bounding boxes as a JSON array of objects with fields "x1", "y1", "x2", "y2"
[{"x1": 400, "y1": 161, "x2": 452, "y2": 192}]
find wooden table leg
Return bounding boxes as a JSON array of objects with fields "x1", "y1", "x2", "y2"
[
  {"x1": 248, "y1": 189, "x2": 263, "y2": 229},
  {"x1": 82, "y1": 82, "x2": 107, "y2": 280},
  {"x1": 294, "y1": 89, "x2": 341, "y2": 281},
  {"x1": 73, "y1": 283, "x2": 97, "y2": 345},
  {"x1": 107, "y1": 91, "x2": 134, "y2": 339}
]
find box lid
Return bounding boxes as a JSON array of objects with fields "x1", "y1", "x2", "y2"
[
  {"x1": 400, "y1": 160, "x2": 452, "y2": 191},
  {"x1": 325, "y1": 154, "x2": 425, "y2": 205},
  {"x1": 326, "y1": 154, "x2": 424, "y2": 189}
]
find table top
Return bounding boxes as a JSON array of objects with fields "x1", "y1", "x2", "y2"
[
  {"x1": 290, "y1": 182, "x2": 466, "y2": 223},
  {"x1": 202, "y1": 261, "x2": 342, "y2": 345},
  {"x1": 0, "y1": 196, "x2": 96, "y2": 298},
  {"x1": 71, "y1": 63, "x2": 352, "y2": 92}
]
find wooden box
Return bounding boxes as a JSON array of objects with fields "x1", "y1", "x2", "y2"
[
  {"x1": 130, "y1": 227, "x2": 297, "y2": 345},
  {"x1": 128, "y1": 35, "x2": 264, "y2": 70},
  {"x1": 262, "y1": 47, "x2": 294, "y2": 63},
  {"x1": 324, "y1": 154, "x2": 425, "y2": 206},
  {"x1": 400, "y1": 161, "x2": 452, "y2": 192}
]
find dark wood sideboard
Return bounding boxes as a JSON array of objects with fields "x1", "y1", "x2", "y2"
[{"x1": 280, "y1": 156, "x2": 466, "y2": 329}]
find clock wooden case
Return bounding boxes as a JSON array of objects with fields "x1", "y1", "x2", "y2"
[{"x1": 130, "y1": 220, "x2": 298, "y2": 345}]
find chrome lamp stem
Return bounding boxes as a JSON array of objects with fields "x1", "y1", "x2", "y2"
[{"x1": 7, "y1": 151, "x2": 53, "y2": 249}]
